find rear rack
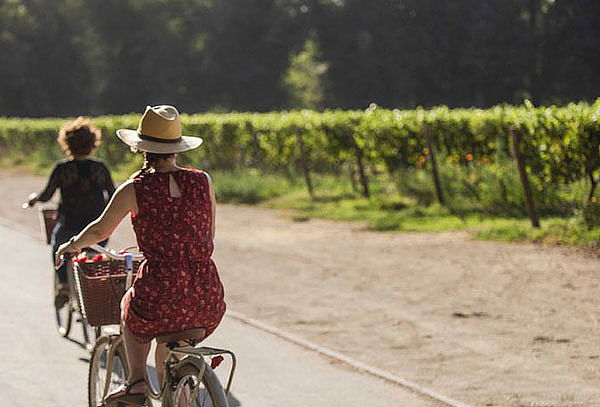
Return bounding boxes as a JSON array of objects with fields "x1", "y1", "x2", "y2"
[{"x1": 171, "y1": 346, "x2": 237, "y2": 395}]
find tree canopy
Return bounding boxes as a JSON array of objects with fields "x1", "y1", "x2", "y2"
[{"x1": 0, "y1": 0, "x2": 598, "y2": 116}]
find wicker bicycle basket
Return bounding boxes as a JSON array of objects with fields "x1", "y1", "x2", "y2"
[
  {"x1": 74, "y1": 259, "x2": 141, "y2": 327},
  {"x1": 38, "y1": 208, "x2": 57, "y2": 245}
]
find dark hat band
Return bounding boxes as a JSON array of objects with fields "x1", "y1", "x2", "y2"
[{"x1": 138, "y1": 132, "x2": 182, "y2": 144}]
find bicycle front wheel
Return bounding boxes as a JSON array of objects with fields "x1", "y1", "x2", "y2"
[
  {"x1": 54, "y1": 272, "x2": 72, "y2": 337},
  {"x1": 80, "y1": 317, "x2": 99, "y2": 352},
  {"x1": 88, "y1": 335, "x2": 129, "y2": 407}
]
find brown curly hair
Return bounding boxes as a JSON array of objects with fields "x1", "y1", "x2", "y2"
[{"x1": 57, "y1": 117, "x2": 102, "y2": 157}]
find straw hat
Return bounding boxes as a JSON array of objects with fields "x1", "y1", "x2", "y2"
[{"x1": 116, "y1": 105, "x2": 202, "y2": 154}]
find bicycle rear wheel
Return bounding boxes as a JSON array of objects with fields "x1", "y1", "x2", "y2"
[
  {"x1": 88, "y1": 335, "x2": 129, "y2": 407},
  {"x1": 172, "y1": 375, "x2": 221, "y2": 407},
  {"x1": 54, "y1": 272, "x2": 72, "y2": 337},
  {"x1": 170, "y1": 361, "x2": 227, "y2": 407}
]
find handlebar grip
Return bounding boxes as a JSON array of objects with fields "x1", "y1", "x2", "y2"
[{"x1": 55, "y1": 253, "x2": 72, "y2": 271}]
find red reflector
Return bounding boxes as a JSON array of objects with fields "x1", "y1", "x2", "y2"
[{"x1": 210, "y1": 355, "x2": 224, "y2": 369}]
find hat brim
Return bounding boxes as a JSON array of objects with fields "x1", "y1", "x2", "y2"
[{"x1": 116, "y1": 129, "x2": 203, "y2": 154}]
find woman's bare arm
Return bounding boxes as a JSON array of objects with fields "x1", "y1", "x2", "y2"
[{"x1": 56, "y1": 180, "x2": 137, "y2": 257}]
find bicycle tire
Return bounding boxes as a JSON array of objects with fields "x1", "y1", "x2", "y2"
[
  {"x1": 54, "y1": 271, "x2": 72, "y2": 337},
  {"x1": 169, "y1": 358, "x2": 228, "y2": 407},
  {"x1": 88, "y1": 335, "x2": 129, "y2": 407}
]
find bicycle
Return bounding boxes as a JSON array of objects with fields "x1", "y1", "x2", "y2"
[
  {"x1": 84, "y1": 244, "x2": 236, "y2": 407},
  {"x1": 23, "y1": 202, "x2": 98, "y2": 348}
]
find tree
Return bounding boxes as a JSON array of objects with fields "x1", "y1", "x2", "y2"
[
  {"x1": 282, "y1": 33, "x2": 328, "y2": 109},
  {"x1": 0, "y1": 0, "x2": 599, "y2": 115},
  {"x1": 541, "y1": 0, "x2": 600, "y2": 104}
]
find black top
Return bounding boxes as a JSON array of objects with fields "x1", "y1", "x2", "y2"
[{"x1": 38, "y1": 158, "x2": 116, "y2": 231}]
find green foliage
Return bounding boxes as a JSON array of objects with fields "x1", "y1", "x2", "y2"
[
  {"x1": 2, "y1": 1, "x2": 600, "y2": 115},
  {"x1": 211, "y1": 170, "x2": 294, "y2": 204},
  {"x1": 474, "y1": 217, "x2": 600, "y2": 245},
  {"x1": 269, "y1": 174, "x2": 600, "y2": 245},
  {"x1": 582, "y1": 204, "x2": 600, "y2": 229},
  {"x1": 1, "y1": 101, "x2": 600, "y2": 229},
  {"x1": 283, "y1": 34, "x2": 328, "y2": 109},
  {"x1": 3, "y1": 100, "x2": 600, "y2": 245},
  {"x1": 1, "y1": 101, "x2": 599, "y2": 190}
]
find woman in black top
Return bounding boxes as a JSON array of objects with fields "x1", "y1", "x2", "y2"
[{"x1": 28, "y1": 117, "x2": 115, "y2": 304}]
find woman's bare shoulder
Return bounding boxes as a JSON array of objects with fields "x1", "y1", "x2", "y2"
[
  {"x1": 114, "y1": 179, "x2": 136, "y2": 198},
  {"x1": 107, "y1": 180, "x2": 137, "y2": 212}
]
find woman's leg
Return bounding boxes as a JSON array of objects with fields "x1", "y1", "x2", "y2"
[
  {"x1": 106, "y1": 295, "x2": 149, "y2": 402},
  {"x1": 155, "y1": 343, "x2": 168, "y2": 388},
  {"x1": 51, "y1": 223, "x2": 71, "y2": 284},
  {"x1": 51, "y1": 223, "x2": 75, "y2": 308},
  {"x1": 122, "y1": 323, "x2": 150, "y2": 392}
]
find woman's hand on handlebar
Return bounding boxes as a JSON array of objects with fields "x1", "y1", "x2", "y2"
[
  {"x1": 22, "y1": 192, "x2": 39, "y2": 209},
  {"x1": 55, "y1": 237, "x2": 80, "y2": 266}
]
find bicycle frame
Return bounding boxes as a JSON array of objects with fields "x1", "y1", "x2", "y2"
[{"x1": 87, "y1": 244, "x2": 236, "y2": 407}]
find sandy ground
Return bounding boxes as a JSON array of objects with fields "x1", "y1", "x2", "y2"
[{"x1": 3, "y1": 172, "x2": 600, "y2": 407}]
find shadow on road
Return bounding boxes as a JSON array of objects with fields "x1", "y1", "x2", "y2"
[{"x1": 64, "y1": 336, "x2": 90, "y2": 350}]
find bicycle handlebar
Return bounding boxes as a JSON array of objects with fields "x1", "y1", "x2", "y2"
[
  {"x1": 86, "y1": 245, "x2": 144, "y2": 289},
  {"x1": 55, "y1": 244, "x2": 145, "y2": 271},
  {"x1": 22, "y1": 193, "x2": 38, "y2": 209},
  {"x1": 55, "y1": 253, "x2": 71, "y2": 271},
  {"x1": 88, "y1": 244, "x2": 145, "y2": 261}
]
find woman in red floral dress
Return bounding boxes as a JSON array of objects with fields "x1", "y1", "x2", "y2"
[{"x1": 56, "y1": 105, "x2": 226, "y2": 405}]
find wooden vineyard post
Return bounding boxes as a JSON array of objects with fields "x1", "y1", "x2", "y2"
[
  {"x1": 588, "y1": 171, "x2": 598, "y2": 203},
  {"x1": 354, "y1": 146, "x2": 370, "y2": 198},
  {"x1": 425, "y1": 127, "x2": 445, "y2": 206},
  {"x1": 296, "y1": 132, "x2": 315, "y2": 200},
  {"x1": 510, "y1": 127, "x2": 540, "y2": 228}
]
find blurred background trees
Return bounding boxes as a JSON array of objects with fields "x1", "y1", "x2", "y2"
[{"x1": 0, "y1": 0, "x2": 598, "y2": 116}]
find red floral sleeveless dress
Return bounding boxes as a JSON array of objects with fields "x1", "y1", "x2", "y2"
[{"x1": 122, "y1": 168, "x2": 226, "y2": 343}]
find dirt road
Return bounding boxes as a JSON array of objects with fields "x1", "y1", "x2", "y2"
[{"x1": 3, "y1": 172, "x2": 600, "y2": 406}]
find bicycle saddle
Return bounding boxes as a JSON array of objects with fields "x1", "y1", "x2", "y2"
[{"x1": 156, "y1": 328, "x2": 206, "y2": 346}]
